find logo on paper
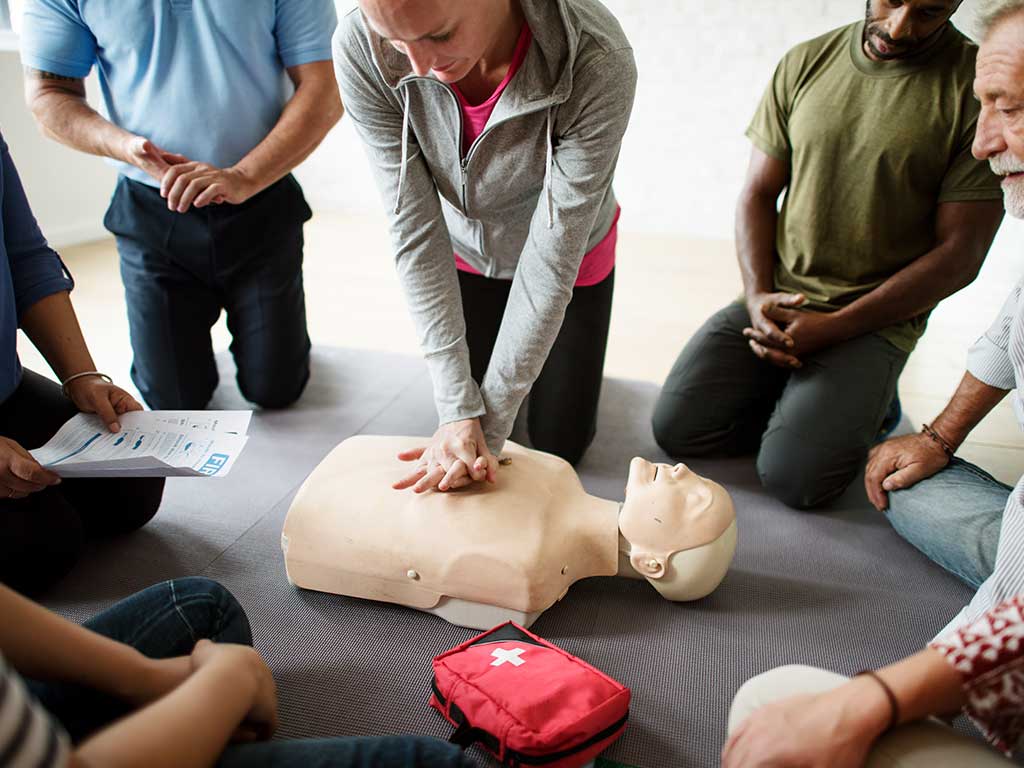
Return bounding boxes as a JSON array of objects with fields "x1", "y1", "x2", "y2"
[
  {"x1": 198, "y1": 453, "x2": 230, "y2": 476},
  {"x1": 490, "y1": 647, "x2": 526, "y2": 667}
]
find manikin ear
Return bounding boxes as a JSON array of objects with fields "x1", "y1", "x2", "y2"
[{"x1": 629, "y1": 551, "x2": 666, "y2": 580}]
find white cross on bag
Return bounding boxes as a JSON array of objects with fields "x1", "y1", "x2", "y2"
[{"x1": 490, "y1": 647, "x2": 526, "y2": 667}]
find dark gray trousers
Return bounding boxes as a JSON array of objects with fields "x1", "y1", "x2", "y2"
[{"x1": 652, "y1": 302, "x2": 909, "y2": 509}]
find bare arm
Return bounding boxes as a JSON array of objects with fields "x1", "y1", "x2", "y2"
[
  {"x1": 865, "y1": 371, "x2": 1009, "y2": 510},
  {"x1": 24, "y1": 68, "x2": 176, "y2": 181},
  {"x1": 20, "y1": 290, "x2": 95, "y2": 382},
  {"x1": 723, "y1": 648, "x2": 965, "y2": 767},
  {"x1": 160, "y1": 60, "x2": 344, "y2": 211},
  {"x1": 74, "y1": 642, "x2": 275, "y2": 768},
  {"x1": 20, "y1": 291, "x2": 143, "y2": 431},
  {"x1": 735, "y1": 146, "x2": 806, "y2": 368},
  {"x1": 0, "y1": 584, "x2": 185, "y2": 703}
]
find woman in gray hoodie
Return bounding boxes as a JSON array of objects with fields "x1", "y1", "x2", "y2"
[{"x1": 334, "y1": 0, "x2": 636, "y2": 492}]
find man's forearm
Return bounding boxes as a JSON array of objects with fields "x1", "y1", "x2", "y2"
[
  {"x1": 231, "y1": 65, "x2": 343, "y2": 196},
  {"x1": 25, "y1": 71, "x2": 133, "y2": 163},
  {"x1": 930, "y1": 371, "x2": 1009, "y2": 449},
  {"x1": 736, "y1": 191, "x2": 779, "y2": 298},
  {"x1": 20, "y1": 291, "x2": 97, "y2": 382}
]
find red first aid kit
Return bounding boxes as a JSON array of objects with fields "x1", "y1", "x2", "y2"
[{"x1": 430, "y1": 622, "x2": 630, "y2": 767}]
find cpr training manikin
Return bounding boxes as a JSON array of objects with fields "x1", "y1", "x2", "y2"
[{"x1": 281, "y1": 436, "x2": 737, "y2": 630}]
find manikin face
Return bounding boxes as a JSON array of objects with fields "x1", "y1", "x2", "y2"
[
  {"x1": 862, "y1": 0, "x2": 959, "y2": 61},
  {"x1": 359, "y1": 0, "x2": 505, "y2": 84},
  {"x1": 973, "y1": 12, "x2": 1024, "y2": 219},
  {"x1": 618, "y1": 457, "x2": 730, "y2": 579}
]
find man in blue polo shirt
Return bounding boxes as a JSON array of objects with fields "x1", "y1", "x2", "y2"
[{"x1": 20, "y1": 0, "x2": 342, "y2": 410}]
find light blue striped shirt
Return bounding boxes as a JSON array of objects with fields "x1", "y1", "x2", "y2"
[{"x1": 941, "y1": 278, "x2": 1024, "y2": 636}]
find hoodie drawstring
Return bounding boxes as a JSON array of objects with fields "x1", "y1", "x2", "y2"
[
  {"x1": 544, "y1": 107, "x2": 554, "y2": 229},
  {"x1": 395, "y1": 86, "x2": 411, "y2": 214}
]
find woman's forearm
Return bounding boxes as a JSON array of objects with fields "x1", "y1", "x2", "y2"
[
  {"x1": 0, "y1": 585, "x2": 151, "y2": 699},
  {"x1": 19, "y1": 291, "x2": 97, "y2": 381},
  {"x1": 74, "y1": 659, "x2": 255, "y2": 768}
]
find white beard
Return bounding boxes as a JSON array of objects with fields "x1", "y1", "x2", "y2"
[{"x1": 991, "y1": 150, "x2": 1024, "y2": 219}]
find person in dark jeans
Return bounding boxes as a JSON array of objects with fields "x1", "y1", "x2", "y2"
[
  {"x1": 652, "y1": 1, "x2": 1004, "y2": 509},
  {"x1": 3, "y1": 577, "x2": 471, "y2": 768},
  {"x1": 0, "y1": 132, "x2": 162, "y2": 596},
  {"x1": 22, "y1": 0, "x2": 344, "y2": 410}
]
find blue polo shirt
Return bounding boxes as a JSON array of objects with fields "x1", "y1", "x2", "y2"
[
  {"x1": 0, "y1": 132, "x2": 75, "y2": 404},
  {"x1": 20, "y1": 0, "x2": 337, "y2": 187}
]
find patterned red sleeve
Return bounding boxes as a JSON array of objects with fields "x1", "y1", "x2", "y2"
[{"x1": 929, "y1": 594, "x2": 1024, "y2": 756}]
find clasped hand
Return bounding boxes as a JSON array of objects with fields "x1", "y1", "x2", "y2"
[
  {"x1": 393, "y1": 418, "x2": 499, "y2": 493},
  {"x1": 743, "y1": 292, "x2": 840, "y2": 368},
  {"x1": 124, "y1": 134, "x2": 256, "y2": 213},
  {"x1": 0, "y1": 375, "x2": 140, "y2": 500}
]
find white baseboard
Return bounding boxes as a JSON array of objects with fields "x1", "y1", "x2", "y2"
[{"x1": 46, "y1": 223, "x2": 110, "y2": 249}]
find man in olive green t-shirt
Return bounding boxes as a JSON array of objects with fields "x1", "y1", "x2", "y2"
[{"x1": 653, "y1": 0, "x2": 1004, "y2": 510}]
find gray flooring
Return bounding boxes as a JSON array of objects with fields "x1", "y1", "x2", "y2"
[{"x1": 40, "y1": 347, "x2": 979, "y2": 767}]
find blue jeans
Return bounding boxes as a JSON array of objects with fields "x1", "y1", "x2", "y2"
[
  {"x1": 885, "y1": 457, "x2": 1010, "y2": 589},
  {"x1": 30, "y1": 578, "x2": 469, "y2": 768}
]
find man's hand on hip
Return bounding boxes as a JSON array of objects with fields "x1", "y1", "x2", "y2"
[
  {"x1": 161, "y1": 162, "x2": 258, "y2": 213},
  {"x1": 865, "y1": 433, "x2": 950, "y2": 512}
]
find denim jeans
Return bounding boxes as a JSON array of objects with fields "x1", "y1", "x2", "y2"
[
  {"x1": 885, "y1": 457, "x2": 1010, "y2": 589},
  {"x1": 30, "y1": 578, "x2": 470, "y2": 768}
]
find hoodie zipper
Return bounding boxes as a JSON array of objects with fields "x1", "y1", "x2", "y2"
[{"x1": 401, "y1": 76, "x2": 554, "y2": 216}]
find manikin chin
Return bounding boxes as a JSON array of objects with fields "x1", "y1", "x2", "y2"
[{"x1": 282, "y1": 436, "x2": 738, "y2": 630}]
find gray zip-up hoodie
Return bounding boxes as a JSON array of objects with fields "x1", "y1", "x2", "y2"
[{"x1": 333, "y1": 0, "x2": 637, "y2": 452}]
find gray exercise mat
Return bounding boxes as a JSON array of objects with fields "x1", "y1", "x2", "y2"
[{"x1": 40, "y1": 347, "x2": 980, "y2": 767}]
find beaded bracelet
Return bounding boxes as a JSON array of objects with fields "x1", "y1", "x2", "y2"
[
  {"x1": 855, "y1": 670, "x2": 900, "y2": 731},
  {"x1": 921, "y1": 423, "x2": 955, "y2": 458},
  {"x1": 61, "y1": 370, "x2": 113, "y2": 398}
]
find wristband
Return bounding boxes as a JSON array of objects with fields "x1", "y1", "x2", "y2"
[
  {"x1": 61, "y1": 371, "x2": 112, "y2": 398},
  {"x1": 855, "y1": 670, "x2": 900, "y2": 731},
  {"x1": 921, "y1": 423, "x2": 955, "y2": 458}
]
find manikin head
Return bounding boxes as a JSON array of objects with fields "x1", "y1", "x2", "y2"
[
  {"x1": 618, "y1": 458, "x2": 737, "y2": 602},
  {"x1": 358, "y1": 0, "x2": 519, "y2": 84},
  {"x1": 973, "y1": 1, "x2": 1024, "y2": 218},
  {"x1": 862, "y1": 0, "x2": 963, "y2": 61}
]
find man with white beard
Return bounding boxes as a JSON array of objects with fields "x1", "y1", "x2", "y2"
[
  {"x1": 723, "y1": 4, "x2": 1024, "y2": 765},
  {"x1": 866, "y1": 1, "x2": 1024, "y2": 600}
]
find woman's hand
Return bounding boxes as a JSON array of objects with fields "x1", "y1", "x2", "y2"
[
  {"x1": 65, "y1": 375, "x2": 143, "y2": 433},
  {"x1": 722, "y1": 678, "x2": 890, "y2": 768},
  {"x1": 190, "y1": 639, "x2": 279, "y2": 742},
  {"x1": 393, "y1": 418, "x2": 498, "y2": 493},
  {"x1": 0, "y1": 436, "x2": 60, "y2": 499}
]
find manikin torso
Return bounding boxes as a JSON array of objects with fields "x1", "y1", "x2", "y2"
[{"x1": 282, "y1": 436, "x2": 737, "y2": 629}]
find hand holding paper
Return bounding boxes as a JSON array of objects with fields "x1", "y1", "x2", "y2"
[{"x1": 31, "y1": 411, "x2": 253, "y2": 479}]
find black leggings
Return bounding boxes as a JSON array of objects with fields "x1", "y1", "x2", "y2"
[
  {"x1": 458, "y1": 268, "x2": 614, "y2": 465},
  {"x1": 0, "y1": 370, "x2": 164, "y2": 595}
]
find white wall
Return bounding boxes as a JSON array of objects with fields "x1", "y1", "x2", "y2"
[
  {"x1": 0, "y1": 52, "x2": 118, "y2": 246},
  {"x1": 1, "y1": 1, "x2": 1022, "y2": 267}
]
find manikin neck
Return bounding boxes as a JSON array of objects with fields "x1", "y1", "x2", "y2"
[{"x1": 567, "y1": 492, "x2": 623, "y2": 578}]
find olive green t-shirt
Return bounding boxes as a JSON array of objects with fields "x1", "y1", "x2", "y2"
[{"x1": 746, "y1": 21, "x2": 1001, "y2": 353}]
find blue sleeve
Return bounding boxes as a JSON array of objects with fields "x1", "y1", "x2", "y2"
[
  {"x1": 19, "y1": 0, "x2": 97, "y2": 78},
  {"x1": 1, "y1": 138, "x2": 75, "y2": 319},
  {"x1": 274, "y1": 0, "x2": 337, "y2": 67}
]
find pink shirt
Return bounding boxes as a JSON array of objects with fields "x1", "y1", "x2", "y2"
[{"x1": 452, "y1": 24, "x2": 618, "y2": 288}]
